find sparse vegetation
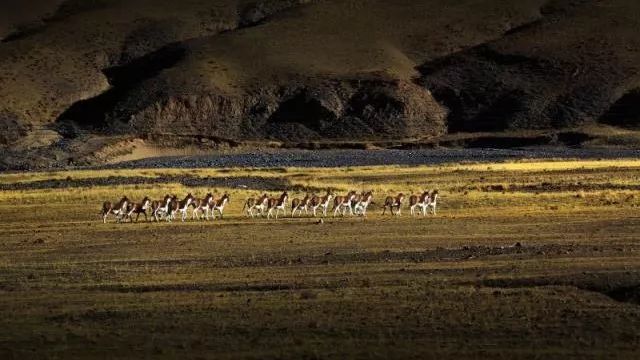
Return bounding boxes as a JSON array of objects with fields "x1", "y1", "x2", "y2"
[{"x1": 1, "y1": 159, "x2": 640, "y2": 358}]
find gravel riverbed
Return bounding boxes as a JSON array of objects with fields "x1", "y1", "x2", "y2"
[{"x1": 101, "y1": 148, "x2": 640, "y2": 169}]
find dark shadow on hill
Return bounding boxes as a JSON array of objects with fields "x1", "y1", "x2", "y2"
[
  {"x1": 55, "y1": 43, "x2": 187, "y2": 137},
  {"x1": 417, "y1": 45, "x2": 574, "y2": 132},
  {"x1": 416, "y1": 0, "x2": 625, "y2": 135},
  {"x1": 599, "y1": 89, "x2": 640, "y2": 129},
  {"x1": 267, "y1": 91, "x2": 336, "y2": 131}
]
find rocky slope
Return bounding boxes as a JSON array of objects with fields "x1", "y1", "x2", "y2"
[{"x1": 1, "y1": 0, "x2": 639, "y2": 169}]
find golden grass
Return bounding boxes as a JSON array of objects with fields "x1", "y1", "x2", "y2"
[
  {"x1": 1, "y1": 159, "x2": 640, "y2": 358},
  {"x1": 5, "y1": 157, "x2": 640, "y2": 182}
]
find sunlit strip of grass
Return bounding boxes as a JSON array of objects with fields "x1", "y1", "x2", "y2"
[{"x1": 3, "y1": 159, "x2": 640, "y2": 185}]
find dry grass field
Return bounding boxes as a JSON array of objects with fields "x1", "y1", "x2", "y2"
[{"x1": 1, "y1": 159, "x2": 640, "y2": 358}]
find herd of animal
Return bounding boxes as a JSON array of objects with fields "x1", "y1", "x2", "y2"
[
  {"x1": 101, "y1": 190, "x2": 439, "y2": 223},
  {"x1": 101, "y1": 193, "x2": 230, "y2": 223}
]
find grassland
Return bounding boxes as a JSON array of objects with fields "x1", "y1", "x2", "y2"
[{"x1": 1, "y1": 159, "x2": 640, "y2": 358}]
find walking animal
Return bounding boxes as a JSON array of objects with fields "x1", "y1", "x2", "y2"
[
  {"x1": 190, "y1": 193, "x2": 214, "y2": 220},
  {"x1": 167, "y1": 193, "x2": 194, "y2": 222},
  {"x1": 244, "y1": 194, "x2": 269, "y2": 217},
  {"x1": 311, "y1": 191, "x2": 334, "y2": 217},
  {"x1": 409, "y1": 191, "x2": 430, "y2": 216},
  {"x1": 333, "y1": 191, "x2": 357, "y2": 217},
  {"x1": 351, "y1": 192, "x2": 363, "y2": 209},
  {"x1": 151, "y1": 194, "x2": 172, "y2": 221},
  {"x1": 354, "y1": 191, "x2": 373, "y2": 216},
  {"x1": 126, "y1": 196, "x2": 151, "y2": 222},
  {"x1": 102, "y1": 196, "x2": 130, "y2": 223},
  {"x1": 382, "y1": 193, "x2": 405, "y2": 216},
  {"x1": 409, "y1": 190, "x2": 439, "y2": 216},
  {"x1": 267, "y1": 192, "x2": 288, "y2": 219},
  {"x1": 243, "y1": 197, "x2": 256, "y2": 217},
  {"x1": 291, "y1": 194, "x2": 311, "y2": 217},
  {"x1": 427, "y1": 190, "x2": 438, "y2": 215},
  {"x1": 211, "y1": 193, "x2": 230, "y2": 219}
]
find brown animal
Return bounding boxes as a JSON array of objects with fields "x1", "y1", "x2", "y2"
[
  {"x1": 352, "y1": 192, "x2": 363, "y2": 205},
  {"x1": 243, "y1": 196, "x2": 257, "y2": 217},
  {"x1": 126, "y1": 196, "x2": 151, "y2": 222},
  {"x1": 332, "y1": 191, "x2": 357, "y2": 217},
  {"x1": 246, "y1": 193, "x2": 269, "y2": 217},
  {"x1": 190, "y1": 192, "x2": 214, "y2": 220},
  {"x1": 102, "y1": 196, "x2": 129, "y2": 223},
  {"x1": 310, "y1": 190, "x2": 334, "y2": 217},
  {"x1": 354, "y1": 191, "x2": 374, "y2": 216},
  {"x1": 267, "y1": 192, "x2": 288, "y2": 219},
  {"x1": 151, "y1": 194, "x2": 172, "y2": 221},
  {"x1": 427, "y1": 190, "x2": 439, "y2": 215},
  {"x1": 382, "y1": 193, "x2": 405, "y2": 216},
  {"x1": 167, "y1": 193, "x2": 194, "y2": 222},
  {"x1": 211, "y1": 193, "x2": 230, "y2": 219},
  {"x1": 409, "y1": 191, "x2": 430, "y2": 216},
  {"x1": 309, "y1": 195, "x2": 318, "y2": 214},
  {"x1": 291, "y1": 194, "x2": 311, "y2": 217}
]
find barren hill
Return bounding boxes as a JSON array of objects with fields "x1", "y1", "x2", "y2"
[{"x1": 1, "y1": 0, "x2": 639, "y2": 169}]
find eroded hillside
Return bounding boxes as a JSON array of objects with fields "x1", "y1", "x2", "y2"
[{"x1": 1, "y1": 0, "x2": 639, "y2": 169}]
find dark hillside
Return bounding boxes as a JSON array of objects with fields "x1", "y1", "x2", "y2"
[{"x1": 1, "y1": 0, "x2": 639, "y2": 169}]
